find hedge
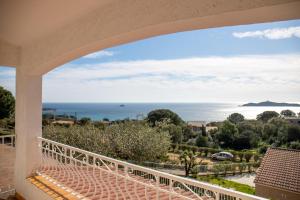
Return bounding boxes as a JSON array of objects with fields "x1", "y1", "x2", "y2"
[{"x1": 169, "y1": 144, "x2": 260, "y2": 162}]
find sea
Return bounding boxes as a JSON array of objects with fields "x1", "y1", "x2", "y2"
[{"x1": 42, "y1": 103, "x2": 300, "y2": 122}]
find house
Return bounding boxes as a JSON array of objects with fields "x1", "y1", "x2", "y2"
[
  {"x1": 187, "y1": 121, "x2": 218, "y2": 136},
  {"x1": 187, "y1": 121, "x2": 206, "y2": 133},
  {"x1": 254, "y1": 147, "x2": 300, "y2": 200},
  {"x1": 206, "y1": 126, "x2": 218, "y2": 133}
]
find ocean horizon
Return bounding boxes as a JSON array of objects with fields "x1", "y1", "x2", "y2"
[{"x1": 43, "y1": 103, "x2": 300, "y2": 122}]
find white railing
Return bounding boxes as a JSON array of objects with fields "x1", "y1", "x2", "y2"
[
  {"x1": 37, "y1": 137, "x2": 267, "y2": 200},
  {"x1": 0, "y1": 134, "x2": 15, "y2": 147}
]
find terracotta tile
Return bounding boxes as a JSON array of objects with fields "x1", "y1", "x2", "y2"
[{"x1": 254, "y1": 147, "x2": 300, "y2": 193}]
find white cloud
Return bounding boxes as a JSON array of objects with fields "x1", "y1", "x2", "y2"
[
  {"x1": 42, "y1": 54, "x2": 300, "y2": 102},
  {"x1": 83, "y1": 50, "x2": 114, "y2": 58},
  {"x1": 233, "y1": 26, "x2": 300, "y2": 40},
  {"x1": 1, "y1": 54, "x2": 300, "y2": 103},
  {"x1": 0, "y1": 67, "x2": 16, "y2": 96}
]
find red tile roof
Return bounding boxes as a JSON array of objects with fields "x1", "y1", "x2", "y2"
[{"x1": 254, "y1": 147, "x2": 300, "y2": 193}]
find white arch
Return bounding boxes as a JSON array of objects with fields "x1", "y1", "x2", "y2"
[{"x1": 1, "y1": 0, "x2": 300, "y2": 75}]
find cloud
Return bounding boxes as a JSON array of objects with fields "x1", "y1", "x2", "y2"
[
  {"x1": 233, "y1": 26, "x2": 300, "y2": 40},
  {"x1": 1, "y1": 54, "x2": 300, "y2": 102},
  {"x1": 0, "y1": 67, "x2": 16, "y2": 95},
  {"x1": 42, "y1": 54, "x2": 300, "y2": 102},
  {"x1": 83, "y1": 50, "x2": 114, "y2": 58}
]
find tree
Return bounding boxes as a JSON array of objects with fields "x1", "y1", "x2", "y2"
[
  {"x1": 165, "y1": 124, "x2": 183, "y2": 144},
  {"x1": 215, "y1": 120, "x2": 238, "y2": 148},
  {"x1": 289, "y1": 141, "x2": 300, "y2": 150},
  {"x1": 147, "y1": 109, "x2": 184, "y2": 126},
  {"x1": 0, "y1": 86, "x2": 15, "y2": 119},
  {"x1": 179, "y1": 150, "x2": 202, "y2": 177},
  {"x1": 228, "y1": 113, "x2": 245, "y2": 124},
  {"x1": 262, "y1": 118, "x2": 289, "y2": 145},
  {"x1": 44, "y1": 121, "x2": 171, "y2": 162},
  {"x1": 196, "y1": 135, "x2": 208, "y2": 147},
  {"x1": 280, "y1": 109, "x2": 296, "y2": 117},
  {"x1": 237, "y1": 120, "x2": 263, "y2": 137},
  {"x1": 257, "y1": 111, "x2": 279, "y2": 123},
  {"x1": 244, "y1": 152, "x2": 253, "y2": 163},
  {"x1": 103, "y1": 117, "x2": 110, "y2": 121},
  {"x1": 233, "y1": 130, "x2": 258, "y2": 150},
  {"x1": 182, "y1": 125, "x2": 196, "y2": 142},
  {"x1": 287, "y1": 125, "x2": 300, "y2": 142},
  {"x1": 105, "y1": 121, "x2": 171, "y2": 162},
  {"x1": 79, "y1": 117, "x2": 91, "y2": 125}
]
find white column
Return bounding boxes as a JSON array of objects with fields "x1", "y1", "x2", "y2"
[{"x1": 14, "y1": 68, "x2": 43, "y2": 198}]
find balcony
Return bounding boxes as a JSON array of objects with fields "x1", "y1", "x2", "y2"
[
  {"x1": 0, "y1": 134, "x2": 267, "y2": 200},
  {"x1": 2, "y1": 1, "x2": 300, "y2": 199}
]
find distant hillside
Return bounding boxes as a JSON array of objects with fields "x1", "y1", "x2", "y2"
[{"x1": 242, "y1": 101, "x2": 300, "y2": 107}]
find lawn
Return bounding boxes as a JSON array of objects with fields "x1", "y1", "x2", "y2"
[{"x1": 197, "y1": 175, "x2": 255, "y2": 195}]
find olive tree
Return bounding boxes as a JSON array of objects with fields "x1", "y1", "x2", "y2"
[
  {"x1": 43, "y1": 121, "x2": 171, "y2": 162},
  {"x1": 104, "y1": 121, "x2": 171, "y2": 162},
  {"x1": 179, "y1": 150, "x2": 202, "y2": 177}
]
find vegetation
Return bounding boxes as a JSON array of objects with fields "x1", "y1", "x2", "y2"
[
  {"x1": 228, "y1": 113, "x2": 245, "y2": 124},
  {"x1": 147, "y1": 109, "x2": 184, "y2": 126},
  {"x1": 0, "y1": 86, "x2": 15, "y2": 119},
  {"x1": 210, "y1": 111, "x2": 300, "y2": 150},
  {"x1": 256, "y1": 111, "x2": 279, "y2": 123},
  {"x1": 170, "y1": 143, "x2": 260, "y2": 163},
  {"x1": 280, "y1": 109, "x2": 296, "y2": 117},
  {"x1": 179, "y1": 150, "x2": 202, "y2": 177},
  {"x1": 196, "y1": 135, "x2": 208, "y2": 147},
  {"x1": 43, "y1": 121, "x2": 171, "y2": 162},
  {"x1": 147, "y1": 109, "x2": 197, "y2": 144},
  {"x1": 215, "y1": 120, "x2": 238, "y2": 148},
  {"x1": 197, "y1": 176, "x2": 255, "y2": 195}
]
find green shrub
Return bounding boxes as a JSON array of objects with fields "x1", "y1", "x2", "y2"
[
  {"x1": 212, "y1": 164, "x2": 225, "y2": 177},
  {"x1": 253, "y1": 154, "x2": 259, "y2": 162},
  {"x1": 244, "y1": 152, "x2": 253, "y2": 163},
  {"x1": 237, "y1": 152, "x2": 244, "y2": 162},
  {"x1": 238, "y1": 163, "x2": 247, "y2": 174},
  {"x1": 289, "y1": 141, "x2": 300, "y2": 150}
]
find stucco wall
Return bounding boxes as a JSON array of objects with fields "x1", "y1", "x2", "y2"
[{"x1": 256, "y1": 184, "x2": 300, "y2": 200}]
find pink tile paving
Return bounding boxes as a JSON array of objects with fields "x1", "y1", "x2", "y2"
[{"x1": 0, "y1": 144, "x2": 15, "y2": 191}]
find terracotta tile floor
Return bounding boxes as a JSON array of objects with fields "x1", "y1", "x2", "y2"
[
  {"x1": 0, "y1": 144, "x2": 15, "y2": 191},
  {"x1": 34, "y1": 164, "x2": 212, "y2": 200}
]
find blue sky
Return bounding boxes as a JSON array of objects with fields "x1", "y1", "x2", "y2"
[{"x1": 1, "y1": 19, "x2": 300, "y2": 103}]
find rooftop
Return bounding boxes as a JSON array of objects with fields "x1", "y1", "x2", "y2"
[
  {"x1": 254, "y1": 147, "x2": 300, "y2": 193},
  {"x1": 187, "y1": 121, "x2": 206, "y2": 127}
]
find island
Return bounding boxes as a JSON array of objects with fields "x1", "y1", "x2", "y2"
[{"x1": 242, "y1": 101, "x2": 300, "y2": 107}]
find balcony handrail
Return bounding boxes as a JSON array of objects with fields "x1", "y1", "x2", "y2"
[
  {"x1": 0, "y1": 134, "x2": 15, "y2": 147},
  {"x1": 37, "y1": 137, "x2": 267, "y2": 200}
]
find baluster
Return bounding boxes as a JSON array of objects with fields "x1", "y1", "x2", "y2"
[
  {"x1": 215, "y1": 191, "x2": 220, "y2": 200},
  {"x1": 169, "y1": 179, "x2": 172, "y2": 200},
  {"x1": 156, "y1": 175, "x2": 159, "y2": 200}
]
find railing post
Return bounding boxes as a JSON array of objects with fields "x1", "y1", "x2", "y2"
[
  {"x1": 215, "y1": 191, "x2": 220, "y2": 200},
  {"x1": 156, "y1": 175, "x2": 160, "y2": 199}
]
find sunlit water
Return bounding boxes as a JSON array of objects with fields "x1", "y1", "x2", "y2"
[{"x1": 43, "y1": 103, "x2": 300, "y2": 122}]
